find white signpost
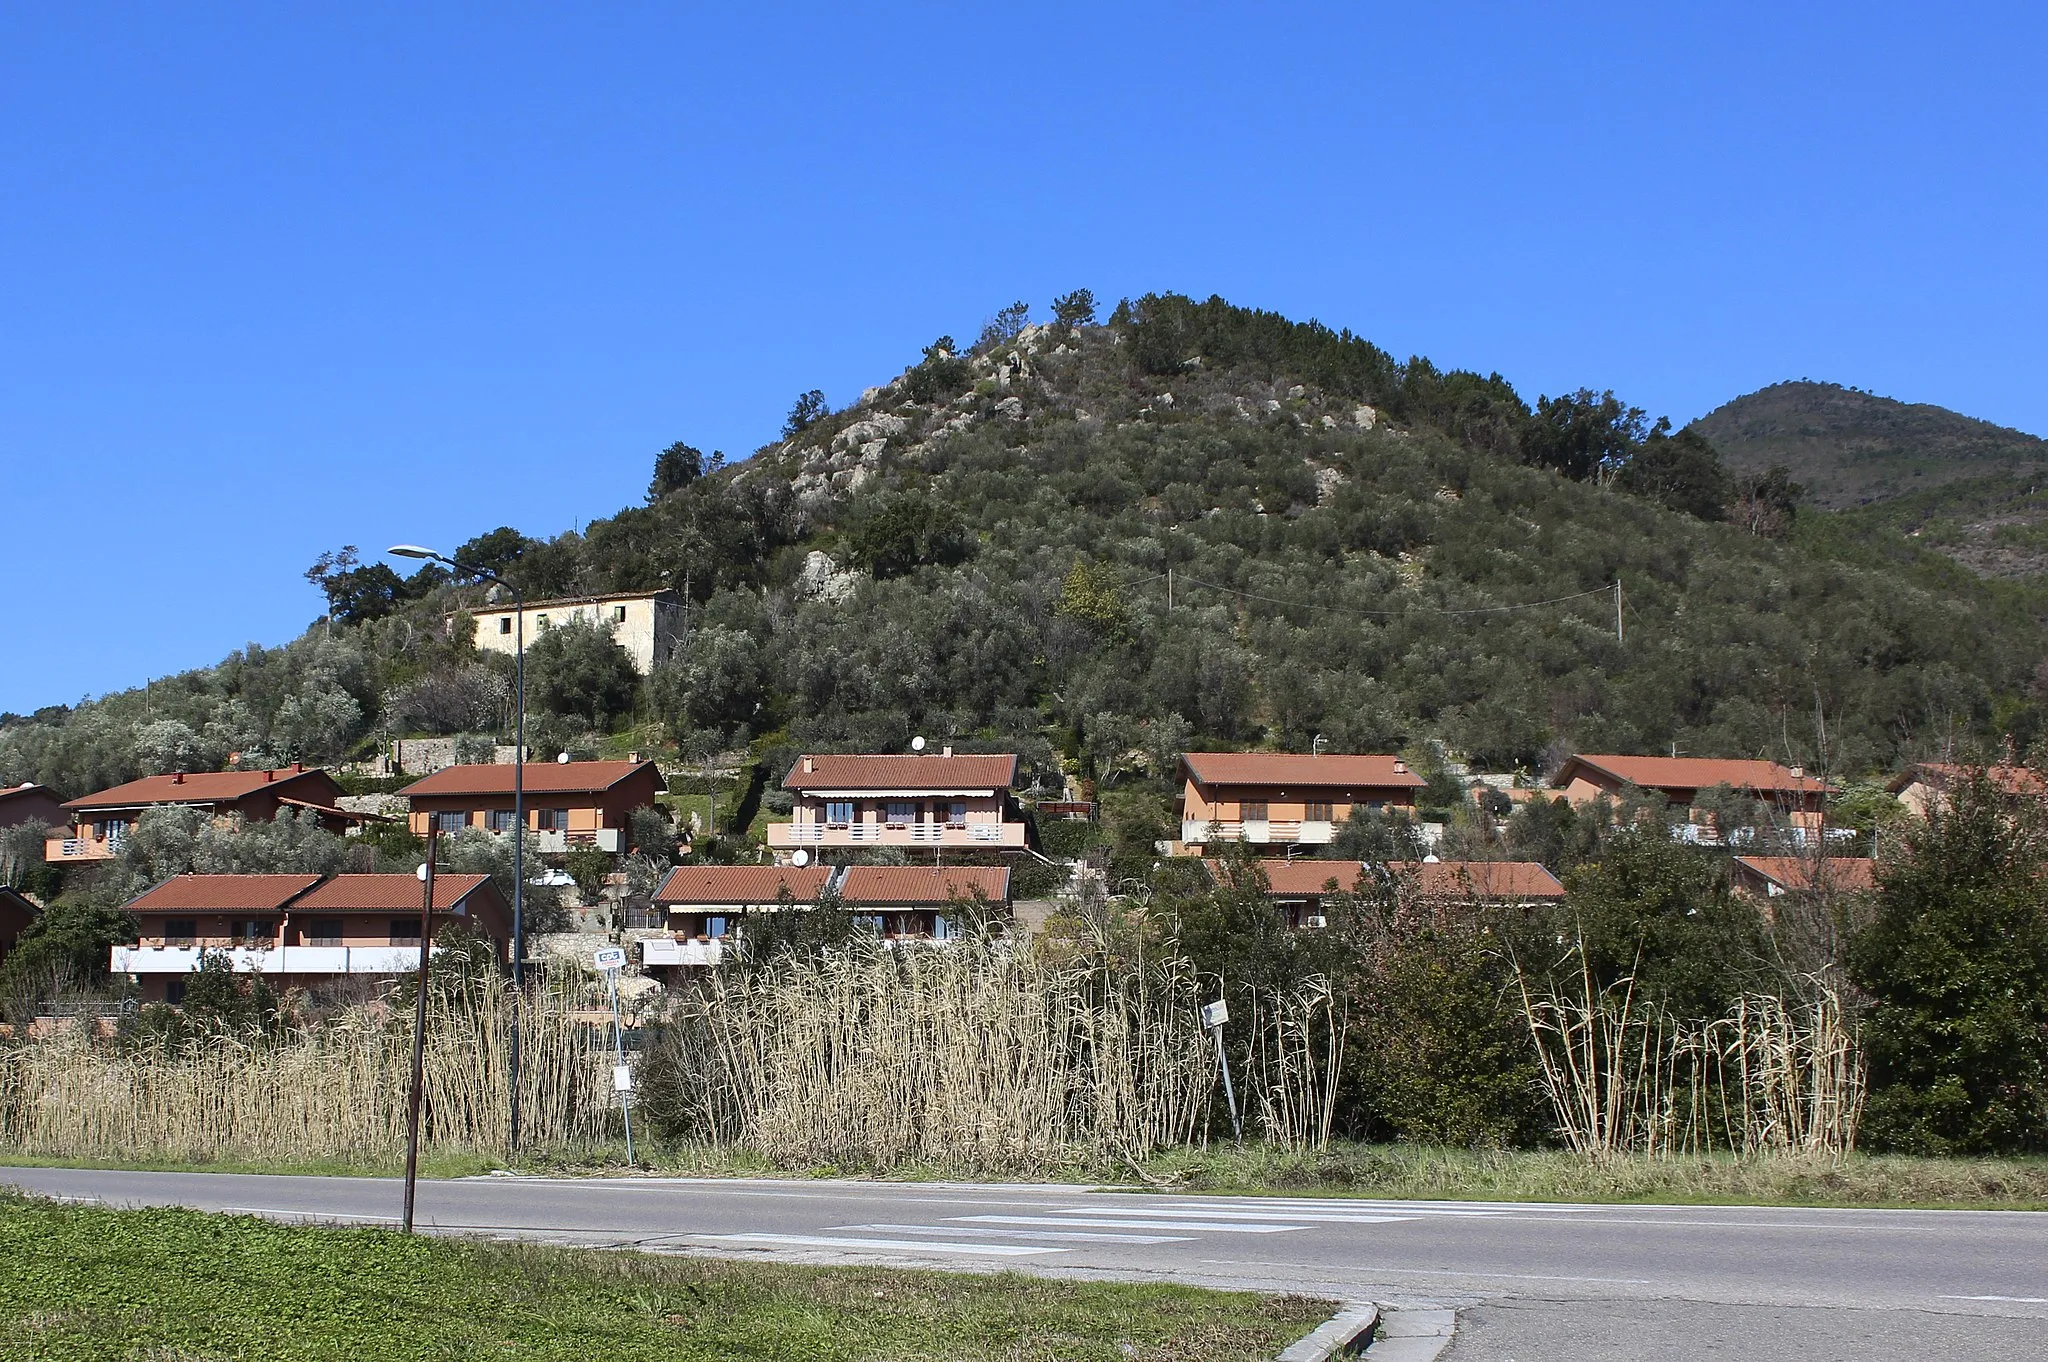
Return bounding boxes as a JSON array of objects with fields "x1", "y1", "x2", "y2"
[
  {"x1": 593, "y1": 947, "x2": 635, "y2": 1164},
  {"x1": 1201, "y1": 998, "x2": 1242, "y2": 1142}
]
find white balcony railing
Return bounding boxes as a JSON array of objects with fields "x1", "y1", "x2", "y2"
[
  {"x1": 641, "y1": 938, "x2": 724, "y2": 967},
  {"x1": 769, "y1": 820, "x2": 1023, "y2": 848},
  {"x1": 112, "y1": 944, "x2": 435, "y2": 976}
]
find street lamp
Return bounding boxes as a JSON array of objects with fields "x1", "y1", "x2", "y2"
[{"x1": 390, "y1": 543, "x2": 530, "y2": 1153}]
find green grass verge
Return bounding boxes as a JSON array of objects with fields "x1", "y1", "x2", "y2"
[
  {"x1": 0, "y1": 1195, "x2": 1329, "y2": 1362},
  {"x1": 1136, "y1": 1143, "x2": 2048, "y2": 1211},
  {"x1": 7, "y1": 1139, "x2": 2045, "y2": 1211}
]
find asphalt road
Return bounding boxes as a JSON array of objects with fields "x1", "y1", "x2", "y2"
[{"x1": 4, "y1": 1168, "x2": 2045, "y2": 1359}]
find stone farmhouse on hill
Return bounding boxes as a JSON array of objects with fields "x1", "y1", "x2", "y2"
[{"x1": 457, "y1": 589, "x2": 683, "y2": 675}]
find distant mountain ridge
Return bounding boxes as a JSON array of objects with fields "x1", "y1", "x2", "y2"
[{"x1": 1690, "y1": 380, "x2": 2048, "y2": 510}]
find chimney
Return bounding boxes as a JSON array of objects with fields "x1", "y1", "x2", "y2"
[
  {"x1": 942, "y1": 745, "x2": 953, "y2": 758},
  {"x1": 293, "y1": 761, "x2": 303, "y2": 773},
  {"x1": 628, "y1": 750, "x2": 640, "y2": 763},
  {"x1": 1393, "y1": 760, "x2": 1407, "y2": 774},
  {"x1": 1790, "y1": 765, "x2": 1804, "y2": 779},
  {"x1": 802, "y1": 756, "x2": 815, "y2": 775},
  {"x1": 263, "y1": 769, "x2": 275, "y2": 783},
  {"x1": 172, "y1": 771, "x2": 185, "y2": 785}
]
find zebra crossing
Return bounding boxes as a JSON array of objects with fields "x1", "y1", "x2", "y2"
[{"x1": 692, "y1": 1196, "x2": 1514, "y2": 1261}]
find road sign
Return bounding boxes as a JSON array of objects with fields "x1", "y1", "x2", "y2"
[
  {"x1": 613, "y1": 1063, "x2": 634, "y2": 1092},
  {"x1": 593, "y1": 946, "x2": 627, "y2": 972},
  {"x1": 1201, "y1": 1000, "x2": 1229, "y2": 1029}
]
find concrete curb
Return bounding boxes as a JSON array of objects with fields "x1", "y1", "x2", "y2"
[
  {"x1": 1357, "y1": 1307, "x2": 1457, "y2": 1361},
  {"x1": 1277, "y1": 1304, "x2": 1379, "y2": 1361}
]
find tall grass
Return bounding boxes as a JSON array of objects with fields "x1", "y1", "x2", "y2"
[
  {"x1": 0, "y1": 972, "x2": 611, "y2": 1162},
  {"x1": 1517, "y1": 948, "x2": 1864, "y2": 1159},
  {"x1": 642, "y1": 932, "x2": 1218, "y2": 1175}
]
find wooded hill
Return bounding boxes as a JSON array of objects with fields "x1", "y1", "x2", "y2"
[
  {"x1": 5, "y1": 294, "x2": 2046, "y2": 802},
  {"x1": 1693, "y1": 379, "x2": 2048, "y2": 510}
]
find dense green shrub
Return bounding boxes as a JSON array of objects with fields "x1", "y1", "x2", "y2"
[{"x1": 1851, "y1": 774, "x2": 2048, "y2": 1155}]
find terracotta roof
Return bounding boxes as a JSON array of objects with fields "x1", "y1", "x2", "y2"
[
  {"x1": 126, "y1": 874, "x2": 322, "y2": 913},
  {"x1": 653, "y1": 866, "x2": 832, "y2": 905},
  {"x1": 1388, "y1": 861, "x2": 1567, "y2": 900},
  {"x1": 1212, "y1": 859, "x2": 1564, "y2": 900},
  {"x1": 1208, "y1": 859, "x2": 1368, "y2": 895},
  {"x1": 296, "y1": 874, "x2": 496, "y2": 913},
  {"x1": 397, "y1": 760, "x2": 658, "y2": 798},
  {"x1": 1554, "y1": 755, "x2": 1832, "y2": 797},
  {"x1": 838, "y1": 866, "x2": 1012, "y2": 905},
  {"x1": 1887, "y1": 763, "x2": 2048, "y2": 797},
  {"x1": 66, "y1": 768, "x2": 332, "y2": 812},
  {"x1": 783, "y1": 753, "x2": 1019, "y2": 792},
  {"x1": 1733, "y1": 857, "x2": 1877, "y2": 894},
  {"x1": 1181, "y1": 753, "x2": 1427, "y2": 790},
  {"x1": 0, "y1": 783, "x2": 59, "y2": 805}
]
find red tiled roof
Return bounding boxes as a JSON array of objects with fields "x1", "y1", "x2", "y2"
[
  {"x1": 66, "y1": 768, "x2": 332, "y2": 812},
  {"x1": 1555, "y1": 755, "x2": 1831, "y2": 797},
  {"x1": 126, "y1": 874, "x2": 322, "y2": 913},
  {"x1": 1887, "y1": 763, "x2": 2048, "y2": 797},
  {"x1": 838, "y1": 866, "x2": 1011, "y2": 905},
  {"x1": 1208, "y1": 859, "x2": 1367, "y2": 895},
  {"x1": 296, "y1": 874, "x2": 496, "y2": 913},
  {"x1": 1212, "y1": 859, "x2": 1565, "y2": 900},
  {"x1": 783, "y1": 753, "x2": 1019, "y2": 792},
  {"x1": 1733, "y1": 857, "x2": 1877, "y2": 893},
  {"x1": 1181, "y1": 753, "x2": 1427, "y2": 790},
  {"x1": 653, "y1": 866, "x2": 833, "y2": 905},
  {"x1": 0, "y1": 783, "x2": 59, "y2": 805},
  {"x1": 397, "y1": 761, "x2": 658, "y2": 798},
  {"x1": 1388, "y1": 861, "x2": 1567, "y2": 900}
]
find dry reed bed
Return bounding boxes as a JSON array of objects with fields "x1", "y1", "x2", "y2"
[
  {"x1": 1518, "y1": 950, "x2": 1864, "y2": 1158},
  {"x1": 647, "y1": 936, "x2": 1219, "y2": 1174},
  {"x1": 0, "y1": 973, "x2": 612, "y2": 1162}
]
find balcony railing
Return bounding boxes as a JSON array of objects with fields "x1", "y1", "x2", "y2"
[
  {"x1": 46, "y1": 835, "x2": 120, "y2": 862},
  {"x1": 1181, "y1": 819, "x2": 1336, "y2": 845},
  {"x1": 111, "y1": 945, "x2": 439, "y2": 975},
  {"x1": 768, "y1": 820, "x2": 1023, "y2": 849}
]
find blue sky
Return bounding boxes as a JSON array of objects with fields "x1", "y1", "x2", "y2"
[{"x1": 3, "y1": 3, "x2": 2043, "y2": 714}]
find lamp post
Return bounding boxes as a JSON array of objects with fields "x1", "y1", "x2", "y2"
[{"x1": 389, "y1": 543, "x2": 529, "y2": 1154}]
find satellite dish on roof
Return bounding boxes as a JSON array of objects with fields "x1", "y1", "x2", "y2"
[
  {"x1": 911, "y1": 736, "x2": 926, "y2": 752},
  {"x1": 791, "y1": 849, "x2": 811, "y2": 867},
  {"x1": 415, "y1": 862, "x2": 430, "y2": 882},
  {"x1": 557, "y1": 751, "x2": 571, "y2": 763}
]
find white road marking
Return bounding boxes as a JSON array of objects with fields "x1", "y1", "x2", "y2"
[
  {"x1": 1939, "y1": 1295, "x2": 2048, "y2": 1303},
  {"x1": 217, "y1": 1207, "x2": 399, "y2": 1222},
  {"x1": 838, "y1": 1223, "x2": 1194, "y2": 1244},
  {"x1": 693, "y1": 1232, "x2": 1063, "y2": 1257},
  {"x1": 959, "y1": 1215, "x2": 1305, "y2": 1233},
  {"x1": 1175, "y1": 1200, "x2": 1506, "y2": 1217},
  {"x1": 1085, "y1": 1206, "x2": 1418, "y2": 1224},
  {"x1": 1200, "y1": 1257, "x2": 1654, "y2": 1285}
]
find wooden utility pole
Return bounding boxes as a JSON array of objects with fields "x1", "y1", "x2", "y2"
[
  {"x1": 1615, "y1": 579, "x2": 1624, "y2": 644},
  {"x1": 1167, "y1": 568, "x2": 1174, "y2": 611}
]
